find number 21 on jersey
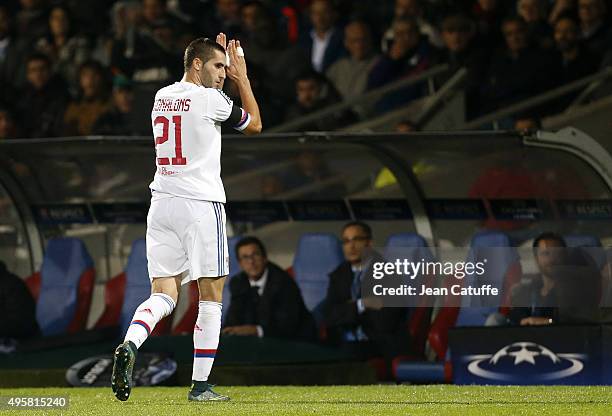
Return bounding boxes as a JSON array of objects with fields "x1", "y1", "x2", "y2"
[{"x1": 154, "y1": 115, "x2": 187, "y2": 166}]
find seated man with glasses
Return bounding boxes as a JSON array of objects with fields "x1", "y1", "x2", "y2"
[
  {"x1": 324, "y1": 221, "x2": 412, "y2": 376},
  {"x1": 222, "y1": 236, "x2": 316, "y2": 341}
]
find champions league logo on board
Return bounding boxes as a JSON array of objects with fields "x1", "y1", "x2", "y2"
[{"x1": 464, "y1": 342, "x2": 586, "y2": 382}]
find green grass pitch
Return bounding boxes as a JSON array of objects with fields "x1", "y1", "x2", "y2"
[{"x1": 1, "y1": 385, "x2": 611, "y2": 416}]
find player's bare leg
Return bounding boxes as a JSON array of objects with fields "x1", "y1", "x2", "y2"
[
  {"x1": 112, "y1": 275, "x2": 181, "y2": 401},
  {"x1": 188, "y1": 275, "x2": 229, "y2": 402}
]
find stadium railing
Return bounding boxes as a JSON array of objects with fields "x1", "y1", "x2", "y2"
[
  {"x1": 460, "y1": 66, "x2": 612, "y2": 131},
  {"x1": 266, "y1": 64, "x2": 450, "y2": 133},
  {"x1": 341, "y1": 68, "x2": 467, "y2": 132}
]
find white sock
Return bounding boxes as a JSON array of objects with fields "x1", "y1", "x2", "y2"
[
  {"x1": 124, "y1": 293, "x2": 176, "y2": 349},
  {"x1": 192, "y1": 301, "x2": 222, "y2": 381}
]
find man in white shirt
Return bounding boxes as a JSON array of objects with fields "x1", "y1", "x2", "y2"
[
  {"x1": 305, "y1": 0, "x2": 344, "y2": 73},
  {"x1": 111, "y1": 33, "x2": 261, "y2": 403}
]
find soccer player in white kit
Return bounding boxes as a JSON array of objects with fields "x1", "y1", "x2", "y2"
[{"x1": 111, "y1": 33, "x2": 261, "y2": 402}]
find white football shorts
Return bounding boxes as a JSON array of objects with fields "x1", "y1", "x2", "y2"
[{"x1": 146, "y1": 195, "x2": 229, "y2": 284}]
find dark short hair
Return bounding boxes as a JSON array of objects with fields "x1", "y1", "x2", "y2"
[
  {"x1": 342, "y1": 221, "x2": 372, "y2": 240},
  {"x1": 345, "y1": 19, "x2": 373, "y2": 33},
  {"x1": 393, "y1": 17, "x2": 419, "y2": 33},
  {"x1": 296, "y1": 69, "x2": 326, "y2": 85},
  {"x1": 26, "y1": 52, "x2": 51, "y2": 66},
  {"x1": 243, "y1": 0, "x2": 265, "y2": 10},
  {"x1": 502, "y1": 16, "x2": 527, "y2": 30},
  {"x1": 441, "y1": 14, "x2": 473, "y2": 33},
  {"x1": 235, "y1": 236, "x2": 267, "y2": 259},
  {"x1": 183, "y1": 37, "x2": 226, "y2": 72},
  {"x1": 532, "y1": 232, "x2": 566, "y2": 255},
  {"x1": 49, "y1": 6, "x2": 74, "y2": 35},
  {"x1": 555, "y1": 14, "x2": 579, "y2": 28},
  {"x1": 78, "y1": 59, "x2": 105, "y2": 76}
]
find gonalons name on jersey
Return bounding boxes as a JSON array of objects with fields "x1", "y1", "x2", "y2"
[{"x1": 153, "y1": 98, "x2": 192, "y2": 112}]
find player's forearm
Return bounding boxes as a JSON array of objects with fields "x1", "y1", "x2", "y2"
[{"x1": 236, "y1": 77, "x2": 262, "y2": 134}]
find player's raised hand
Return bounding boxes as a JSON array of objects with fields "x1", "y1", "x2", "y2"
[
  {"x1": 215, "y1": 32, "x2": 227, "y2": 49},
  {"x1": 226, "y1": 39, "x2": 248, "y2": 83}
]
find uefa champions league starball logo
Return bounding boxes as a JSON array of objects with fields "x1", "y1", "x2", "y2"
[{"x1": 464, "y1": 342, "x2": 586, "y2": 382}]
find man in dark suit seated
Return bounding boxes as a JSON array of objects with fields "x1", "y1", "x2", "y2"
[
  {"x1": 222, "y1": 236, "x2": 316, "y2": 341},
  {"x1": 0, "y1": 261, "x2": 39, "y2": 341},
  {"x1": 509, "y1": 232, "x2": 601, "y2": 325},
  {"x1": 323, "y1": 221, "x2": 412, "y2": 368},
  {"x1": 508, "y1": 232, "x2": 564, "y2": 326}
]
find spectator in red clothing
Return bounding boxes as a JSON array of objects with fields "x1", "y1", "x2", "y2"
[{"x1": 468, "y1": 158, "x2": 589, "y2": 231}]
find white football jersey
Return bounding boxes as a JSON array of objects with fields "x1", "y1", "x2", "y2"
[{"x1": 149, "y1": 81, "x2": 249, "y2": 203}]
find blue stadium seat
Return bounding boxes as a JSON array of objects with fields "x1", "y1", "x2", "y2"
[
  {"x1": 119, "y1": 239, "x2": 151, "y2": 336},
  {"x1": 36, "y1": 238, "x2": 95, "y2": 336},
  {"x1": 385, "y1": 233, "x2": 441, "y2": 381},
  {"x1": 293, "y1": 233, "x2": 344, "y2": 322},
  {"x1": 398, "y1": 231, "x2": 523, "y2": 383},
  {"x1": 222, "y1": 236, "x2": 242, "y2": 323},
  {"x1": 228, "y1": 236, "x2": 241, "y2": 278},
  {"x1": 384, "y1": 233, "x2": 435, "y2": 263},
  {"x1": 564, "y1": 234, "x2": 606, "y2": 270},
  {"x1": 455, "y1": 231, "x2": 521, "y2": 326},
  {"x1": 384, "y1": 233, "x2": 436, "y2": 346}
]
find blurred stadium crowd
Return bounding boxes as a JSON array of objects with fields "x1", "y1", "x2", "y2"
[{"x1": 0, "y1": 0, "x2": 612, "y2": 139}]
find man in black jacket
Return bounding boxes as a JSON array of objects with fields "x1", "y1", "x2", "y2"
[
  {"x1": 0, "y1": 261, "x2": 39, "y2": 339},
  {"x1": 324, "y1": 221, "x2": 412, "y2": 365},
  {"x1": 223, "y1": 236, "x2": 316, "y2": 341}
]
